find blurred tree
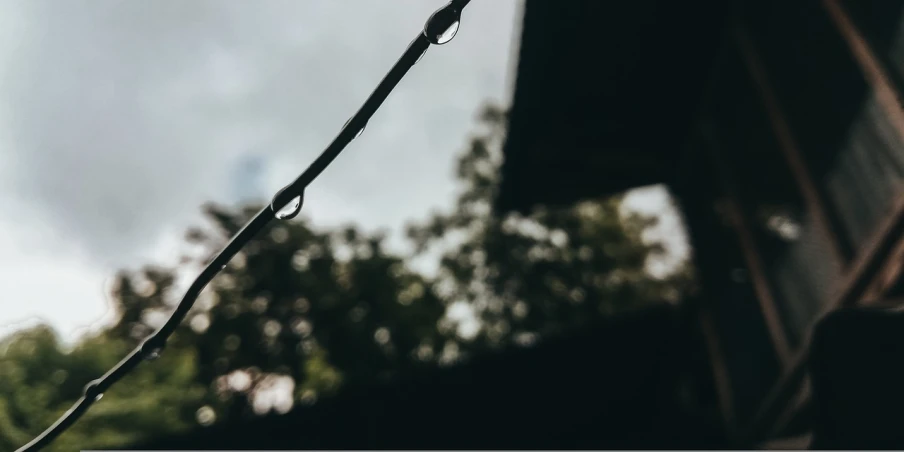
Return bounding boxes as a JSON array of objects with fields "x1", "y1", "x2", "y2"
[
  {"x1": 0, "y1": 325, "x2": 205, "y2": 452},
  {"x1": 1, "y1": 101, "x2": 692, "y2": 451},
  {"x1": 405, "y1": 103, "x2": 694, "y2": 349},
  {"x1": 106, "y1": 204, "x2": 449, "y2": 421},
  {"x1": 2, "y1": 212, "x2": 450, "y2": 450}
]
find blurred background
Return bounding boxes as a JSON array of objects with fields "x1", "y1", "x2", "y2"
[{"x1": 2, "y1": 0, "x2": 903, "y2": 450}]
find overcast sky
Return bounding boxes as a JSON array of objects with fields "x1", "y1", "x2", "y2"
[{"x1": 0, "y1": 0, "x2": 684, "y2": 344}]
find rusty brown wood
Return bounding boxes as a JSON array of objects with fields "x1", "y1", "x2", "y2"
[
  {"x1": 699, "y1": 307, "x2": 737, "y2": 433},
  {"x1": 741, "y1": 191, "x2": 904, "y2": 443},
  {"x1": 824, "y1": 0, "x2": 904, "y2": 146},
  {"x1": 694, "y1": 6, "x2": 904, "y2": 443},
  {"x1": 735, "y1": 25, "x2": 850, "y2": 270},
  {"x1": 867, "y1": 241, "x2": 904, "y2": 299},
  {"x1": 764, "y1": 376, "x2": 812, "y2": 441}
]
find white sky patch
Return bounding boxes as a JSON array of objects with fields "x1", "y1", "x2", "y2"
[
  {"x1": 622, "y1": 185, "x2": 690, "y2": 278},
  {"x1": 0, "y1": 219, "x2": 115, "y2": 344}
]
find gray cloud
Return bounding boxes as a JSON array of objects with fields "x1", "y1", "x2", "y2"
[{"x1": 0, "y1": 0, "x2": 519, "y2": 270}]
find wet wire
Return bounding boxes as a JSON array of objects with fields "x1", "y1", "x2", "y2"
[{"x1": 15, "y1": 1, "x2": 472, "y2": 450}]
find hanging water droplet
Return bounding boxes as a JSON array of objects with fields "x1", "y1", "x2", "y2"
[
  {"x1": 343, "y1": 118, "x2": 366, "y2": 139},
  {"x1": 424, "y1": 2, "x2": 462, "y2": 45},
  {"x1": 275, "y1": 196, "x2": 302, "y2": 220},
  {"x1": 83, "y1": 380, "x2": 103, "y2": 401},
  {"x1": 434, "y1": 21, "x2": 459, "y2": 44},
  {"x1": 271, "y1": 186, "x2": 304, "y2": 221}
]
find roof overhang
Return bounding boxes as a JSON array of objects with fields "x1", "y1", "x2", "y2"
[{"x1": 496, "y1": 0, "x2": 729, "y2": 214}]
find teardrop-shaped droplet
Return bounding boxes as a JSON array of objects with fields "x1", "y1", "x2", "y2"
[
  {"x1": 275, "y1": 196, "x2": 302, "y2": 220},
  {"x1": 424, "y1": 3, "x2": 462, "y2": 45},
  {"x1": 271, "y1": 186, "x2": 304, "y2": 220},
  {"x1": 434, "y1": 21, "x2": 459, "y2": 44},
  {"x1": 343, "y1": 118, "x2": 366, "y2": 139}
]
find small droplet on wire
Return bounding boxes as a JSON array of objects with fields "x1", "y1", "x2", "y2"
[
  {"x1": 343, "y1": 118, "x2": 366, "y2": 139},
  {"x1": 424, "y1": 2, "x2": 462, "y2": 45},
  {"x1": 271, "y1": 186, "x2": 304, "y2": 221},
  {"x1": 433, "y1": 21, "x2": 459, "y2": 44},
  {"x1": 141, "y1": 338, "x2": 165, "y2": 361},
  {"x1": 275, "y1": 196, "x2": 302, "y2": 220},
  {"x1": 83, "y1": 380, "x2": 104, "y2": 401}
]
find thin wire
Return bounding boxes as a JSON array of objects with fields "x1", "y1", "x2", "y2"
[{"x1": 16, "y1": 1, "x2": 471, "y2": 450}]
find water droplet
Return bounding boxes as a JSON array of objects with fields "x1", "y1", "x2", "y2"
[
  {"x1": 271, "y1": 185, "x2": 304, "y2": 220},
  {"x1": 343, "y1": 118, "x2": 366, "y2": 139},
  {"x1": 83, "y1": 380, "x2": 103, "y2": 401},
  {"x1": 275, "y1": 196, "x2": 301, "y2": 220},
  {"x1": 424, "y1": 3, "x2": 462, "y2": 45},
  {"x1": 141, "y1": 338, "x2": 165, "y2": 361}
]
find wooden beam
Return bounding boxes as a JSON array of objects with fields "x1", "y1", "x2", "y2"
[
  {"x1": 699, "y1": 307, "x2": 737, "y2": 435},
  {"x1": 764, "y1": 376, "x2": 812, "y2": 441},
  {"x1": 834, "y1": 192, "x2": 904, "y2": 305},
  {"x1": 740, "y1": 191, "x2": 904, "y2": 443},
  {"x1": 700, "y1": 123, "x2": 794, "y2": 366},
  {"x1": 823, "y1": 0, "x2": 904, "y2": 146},
  {"x1": 820, "y1": 71, "x2": 904, "y2": 293},
  {"x1": 822, "y1": 0, "x2": 904, "y2": 302},
  {"x1": 753, "y1": 293, "x2": 904, "y2": 442},
  {"x1": 695, "y1": 5, "x2": 904, "y2": 442},
  {"x1": 863, "y1": 238, "x2": 904, "y2": 301},
  {"x1": 735, "y1": 25, "x2": 851, "y2": 268}
]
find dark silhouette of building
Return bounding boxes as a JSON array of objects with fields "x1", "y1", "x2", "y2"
[
  {"x1": 496, "y1": 0, "x2": 904, "y2": 447},
  {"x1": 132, "y1": 305, "x2": 725, "y2": 450}
]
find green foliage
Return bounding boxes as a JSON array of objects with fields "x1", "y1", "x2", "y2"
[
  {"x1": 0, "y1": 325, "x2": 204, "y2": 451},
  {"x1": 0, "y1": 102, "x2": 691, "y2": 451},
  {"x1": 406, "y1": 103, "x2": 692, "y2": 348}
]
